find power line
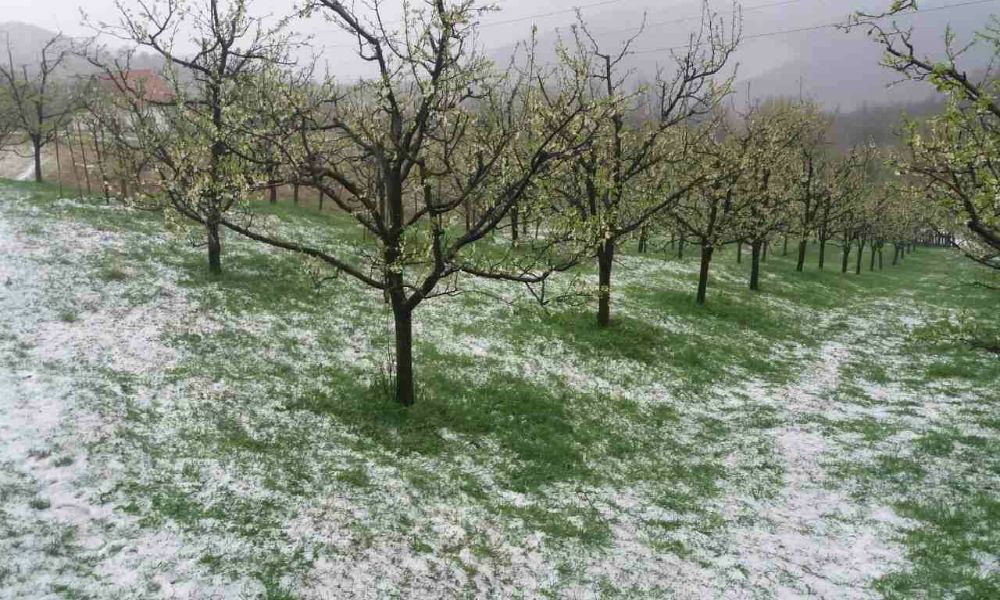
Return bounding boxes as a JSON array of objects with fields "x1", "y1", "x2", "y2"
[
  {"x1": 589, "y1": 0, "x2": 806, "y2": 38},
  {"x1": 316, "y1": 0, "x2": 999, "y2": 55},
  {"x1": 322, "y1": 0, "x2": 632, "y2": 48},
  {"x1": 632, "y1": 0, "x2": 1000, "y2": 54},
  {"x1": 318, "y1": 0, "x2": 794, "y2": 50},
  {"x1": 480, "y1": 0, "x2": 627, "y2": 28}
]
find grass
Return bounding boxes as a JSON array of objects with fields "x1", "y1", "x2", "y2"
[
  {"x1": 1, "y1": 179, "x2": 999, "y2": 598},
  {"x1": 29, "y1": 498, "x2": 52, "y2": 510}
]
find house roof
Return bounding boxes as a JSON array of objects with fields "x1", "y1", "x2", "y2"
[{"x1": 96, "y1": 69, "x2": 173, "y2": 103}]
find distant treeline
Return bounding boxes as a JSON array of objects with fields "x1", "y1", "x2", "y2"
[{"x1": 830, "y1": 97, "x2": 947, "y2": 149}]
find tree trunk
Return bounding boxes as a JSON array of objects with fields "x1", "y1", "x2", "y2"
[
  {"x1": 119, "y1": 154, "x2": 130, "y2": 201},
  {"x1": 269, "y1": 183, "x2": 277, "y2": 204},
  {"x1": 783, "y1": 235, "x2": 789, "y2": 256},
  {"x1": 737, "y1": 241, "x2": 743, "y2": 264},
  {"x1": 638, "y1": 224, "x2": 649, "y2": 254},
  {"x1": 877, "y1": 244, "x2": 884, "y2": 271},
  {"x1": 293, "y1": 183, "x2": 300, "y2": 205},
  {"x1": 796, "y1": 239, "x2": 808, "y2": 272},
  {"x1": 77, "y1": 123, "x2": 91, "y2": 195},
  {"x1": 869, "y1": 242, "x2": 877, "y2": 272},
  {"x1": 510, "y1": 204, "x2": 519, "y2": 245},
  {"x1": 66, "y1": 130, "x2": 81, "y2": 200},
  {"x1": 842, "y1": 234, "x2": 851, "y2": 273},
  {"x1": 32, "y1": 137, "x2": 42, "y2": 183},
  {"x1": 749, "y1": 240, "x2": 762, "y2": 291},
  {"x1": 53, "y1": 132, "x2": 62, "y2": 196},
  {"x1": 762, "y1": 240, "x2": 768, "y2": 262},
  {"x1": 92, "y1": 127, "x2": 110, "y2": 203},
  {"x1": 677, "y1": 238, "x2": 685, "y2": 260},
  {"x1": 391, "y1": 300, "x2": 415, "y2": 407},
  {"x1": 318, "y1": 187, "x2": 324, "y2": 210},
  {"x1": 207, "y1": 220, "x2": 222, "y2": 275},
  {"x1": 597, "y1": 239, "x2": 615, "y2": 327},
  {"x1": 697, "y1": 243, "x2": 714, "y2": 304},
  {"x1": 818, "y1": 238, "x2": 827, "y2": 270},
  {"x1": 855, "y1": 239, "x2": 865, "y2": 275}
]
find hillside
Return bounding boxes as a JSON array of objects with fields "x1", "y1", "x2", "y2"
[
  {"x1": 481, "y1": 0, "x2": 997, "y2": 112},
  {"x1": 0, "y1": 21, "x2": 164, "y2": 78},
  {"x1": 1, "y1": 179, "x2": 998, "y2": 599}
]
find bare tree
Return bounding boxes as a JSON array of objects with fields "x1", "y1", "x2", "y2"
[
  {"x1": 78, "y1": 78, "x2": 156, "y2": 203},
  {"x1": 546, "y1": 3, "x2": 740, "y2": 326},
  {"x1": 0, "y1": 33, "x2": 75, "y2": 183},
  {"x1": 84, "y1": 0, "x2": 297, "y2": 275}
]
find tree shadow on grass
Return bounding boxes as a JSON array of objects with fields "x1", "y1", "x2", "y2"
[{"x1": 288, "y1": 366, "x2": 596, "y2": 494}]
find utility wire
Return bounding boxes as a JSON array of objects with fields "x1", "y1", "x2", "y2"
[
  {"x1": 632, "y1": 0, "x2": 1000, "y2": 54},
  {"x1": 323, "y1": 0, "x2": 632, "y2": 48},
  {"x1": 589, "y1": 0, "x2": 805, "y2": 37},
  {"x1": 317, "y1": 0, "x2": 999, "y2": 54},
  {"x1": 480, "y1": 0, "x2": 628, "y2": 28}
]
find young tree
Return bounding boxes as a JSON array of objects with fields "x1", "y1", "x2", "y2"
[
  {"x1": 733, "y1": 100, "x2": 803, "y2": 290},
  {"x1": 85, "y1": 0, "x2": 296, "y2": 274},
  {"x1": 217, "y1": 0, "x2": 595, "y2": 406},
  {"x1": 0, "y1": 33, "x2": 75, "y2": 183},
  {"x1": 79, "y1": 79, "x2": 155, "y2": 202},
  {"x1": 816, "y1": 144, "x2": 873, "y2": 270},
  {"x1": 546, "y1": 4, "x2": 739, "y2": 326},
  {"x1": 788, "y1": 101, "x2": 833, "y2": 272},
  {"x1": 670, "y1": 121, "x2": 748, "y2": 304}
]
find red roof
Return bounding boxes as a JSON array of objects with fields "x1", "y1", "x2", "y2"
[{"x1": 96, "y1": 69, "x2": 173, "y2": 104}]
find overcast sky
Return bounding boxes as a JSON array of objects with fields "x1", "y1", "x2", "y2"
[{"x1": 1, "y1": 0, "x2": 996, "y2": 108}]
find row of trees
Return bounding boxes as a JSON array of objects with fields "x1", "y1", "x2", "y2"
[
  {"x1": 848, "y1": 1, "x2": 1000, "y2": 274},
  {"x1": 0, "y1": 31, "x2": 149, "y2": 197},
  {"x1": 66, "y1": 0, "x2": 747, "y2": 405},
  {"x1": 1, "y1": 0, "x2": 988, "y2": 404}
]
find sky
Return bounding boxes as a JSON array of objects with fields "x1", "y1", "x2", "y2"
[{"x1": 1, "y1": 0, "x2": 997, "y2": 108}]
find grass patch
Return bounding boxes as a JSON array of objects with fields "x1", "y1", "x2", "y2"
[{"x1": 4, "y1": 179, "x2": 999, "y2": 598}]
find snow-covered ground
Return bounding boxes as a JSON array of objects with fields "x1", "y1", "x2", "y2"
[
  {"x1": 1, "y1": 184, "x2": 997, "y2": 599},
  {"x1": 0, "y1": 145, "x2": 43, "y2": 182},
  {"x1": 0, "y1": 191, "x2": 241, "y2": 597}
]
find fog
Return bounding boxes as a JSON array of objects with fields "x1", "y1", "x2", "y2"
[{"x1": 2, "y1": 0, "x2": 996, "y2": 109}]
